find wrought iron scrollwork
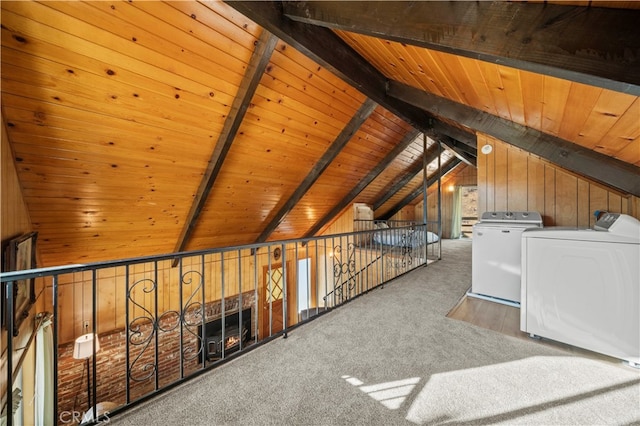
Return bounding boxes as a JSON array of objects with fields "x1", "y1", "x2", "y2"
[
  {"x1": 127, "y1": 268, "x2": 205, "y2": 384},
  {"x1": 400, "y1": 233, "x2": 413, "y2": 268},
  {"x1": 332, "y1": 241, "x2": 356, "y2": 304},
  {"x1": 180, "y1": 270, "x2": 204, "y2": 362},
  {"x1": 383, "y1": 228, "x2": 429, "y2": 273},
  {"x1": 127, "y1": 278, "x2": 157, "y2": 382}
]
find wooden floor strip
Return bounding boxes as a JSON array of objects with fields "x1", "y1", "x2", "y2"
[{"x1": 447, "y1": 293, "x2": 624, "y2": 365}]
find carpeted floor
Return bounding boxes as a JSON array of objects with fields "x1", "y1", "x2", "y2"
[{"x1": 111, "y1": 239, "x2": 640, "y2": 425}]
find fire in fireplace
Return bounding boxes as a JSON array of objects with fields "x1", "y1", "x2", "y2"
[{"x1": 198, "y1": 308, "x2": 252, "y2": 362}]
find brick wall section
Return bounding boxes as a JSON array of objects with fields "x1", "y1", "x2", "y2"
[{"x1": 57, "y1": 292, "x2": 256, "y2": 423}]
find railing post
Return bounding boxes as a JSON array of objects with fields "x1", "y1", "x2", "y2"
[
  {"x1": 179, "y1": 258, "x2": 185, "y2": 375},
  {"x1": 125, "y1": 264, "x2": 130, "y2": 404},
  {"x1": 153, "y1": 262, "x2": 159, "y2": 387},
  {"x1": 267, "y1": 246, "x2": 272, "y2": 337},
  {"x1": 323, "y1": 238, "x2": 328, "y2": 310},
  {"x1": 53, "y1": 275, "x2": 59, "y2": 425},
  {"x1": 282, "y1": 243, "x2": 288, "y2": 338},
  {"x1": 91, "y1": 270, "x2": 99, "y2": 421},
  {"x1": 294, "y1": 242, "x2": 299, "y2": 324},
  {"x1": 221, "y1": 252, "x2": 226, "y2": 357},
  {"x1": 201, "y1": 254, "x2": 206, "y2": 368},
  {"x1": 253, "y1": 248, "x2": 258, "y2": 345},
  {"x1": 6, "y1": 280, "x2": 14, "y2": 426},
  {"x1": 238, "y1": 249, "x2": 243, "y2": 352}
]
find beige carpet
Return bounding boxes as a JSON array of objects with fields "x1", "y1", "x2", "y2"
[{"x1": 110, "y1": 239, "x2": 640, "y2": 425}]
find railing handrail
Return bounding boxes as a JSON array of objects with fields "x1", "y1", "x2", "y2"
[{"x1": 0, "y1": 223, "x2": 436, "y2": 282}]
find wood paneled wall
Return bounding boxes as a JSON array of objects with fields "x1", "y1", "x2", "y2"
[
  {"x1": 388, "y1": 205, "x2": 416, "y2": 222},
  {"x1": 477, "y1": 134, "x2": 639, "y2": 226},
  {"x1": 1, "y1": 121, "x2": 31, "y2": 243},
  {"x1": 320, "y1": 204, "x2": 355, "y2": 236}
]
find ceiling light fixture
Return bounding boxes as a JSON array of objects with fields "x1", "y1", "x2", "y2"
[
  {"x1": 480, "y1": 144, "x2": 493, "y2": 155},
  {"x1": 481, "y1": 144, "x2": 493, "y2": 155}
]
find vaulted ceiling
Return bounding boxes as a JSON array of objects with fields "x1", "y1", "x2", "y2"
[{"x1": 1, "y1": 1, "x2": 638, "y2": 266}]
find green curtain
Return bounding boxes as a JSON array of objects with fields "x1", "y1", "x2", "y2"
[{"x1": 451, "y1": 186, "x2": 462, "y2": 239}]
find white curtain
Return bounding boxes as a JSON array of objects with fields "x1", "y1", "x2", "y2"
[
  {"x1": 450, "y1": 186, "x2": 462, "y2": 239},
  {"x1": 35, "y1": 317, "x2": 53, "y2": 426}
]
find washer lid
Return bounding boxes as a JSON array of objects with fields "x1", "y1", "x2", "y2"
[{"x1": 522, "y1": 227, "x2": 640, "y2": 244}]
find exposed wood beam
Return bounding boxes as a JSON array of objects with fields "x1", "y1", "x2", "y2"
[
  {"x1": 437, "y1": 136, "x2": 476, "y2": 158},
  {"x1": 437, "y1": 136, "x2": 477, "y2": 167},
  {"x1": 225, "y1": 1, "x2": 474, "y2": 143},
  {"x1": 172, "y1": 31, "x2": 278, "y2": 258},
  {"x1": 257, "y1": 98, "x2": 378, "y2": 243},
  {"x1": 284, "y1": 1, "x2": 640, "y2": 95},
  {"x1": 431, "y1": 122, "x2": 477, "y2": 150},
  {"x1": 373, "y1": 145, "x2": 441, "y2": 211},
  {"x1": 304, "y1": 128, "x2": 421, "y2": 238},
  {"x1": 388, "y1": 81, "x2": 640, "y2": 197},
  {"x1": 380, "y1": 158, "x2": 462, "y2": 220}
]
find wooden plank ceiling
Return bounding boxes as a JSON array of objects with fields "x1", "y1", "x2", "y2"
[{"x1": 1, "y1": 1, "x2": 639, "y2": 266}]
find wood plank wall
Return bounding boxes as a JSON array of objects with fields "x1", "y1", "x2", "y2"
[
  {"x1": 389, "y1": 206, "x2": 416, "y2": 222},
  {"x1": 1, "y1": 121, "x2": 31, "y2": 244},
  {"x1": 476, "y1": 133, "x2": 639, "y2": 226},
  {"x1": 320, "y1": 205, "x2": 355, "y2": 236},
  {"x1": 321, "y1": 201, "x2": 415, "y2": 232}
]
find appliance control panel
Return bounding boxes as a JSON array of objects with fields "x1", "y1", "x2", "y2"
[
  {"x1": 595, "y1": 213, "x2": 640, "y2": 239},
  {"x1": 594, "y1": 213, "x2": 619, "y2": 231},
  {"x1": 480, "y1": 211, "x2": 542, "y2": 225}
]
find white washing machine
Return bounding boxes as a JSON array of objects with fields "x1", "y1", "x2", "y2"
[
  {"x1": 470, "y1": 211, "x2": 543, "y2": 305},
  {"x1": 521, "y1": 213, "x2": 640, "y2": 366}
]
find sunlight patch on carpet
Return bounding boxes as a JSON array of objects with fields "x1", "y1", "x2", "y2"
[
  {"x1": 343, "y1": 375, "x2": 420, "y2": 410},
  {"x1": 405, "y1": 356, "x2": 640, "y2": 425}
]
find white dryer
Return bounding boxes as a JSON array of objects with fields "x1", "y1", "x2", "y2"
[{"x1": 521, "y1": 213, "x2": 640, "y2": 366}]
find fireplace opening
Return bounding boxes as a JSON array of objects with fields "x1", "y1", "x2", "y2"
[{"x1": 198, "y1": 308, "x2": 252, "y2": 362}]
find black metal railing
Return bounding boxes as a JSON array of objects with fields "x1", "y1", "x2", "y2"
[{"x1": 0, "y1": 224, "x2": 440, "y2": 425}]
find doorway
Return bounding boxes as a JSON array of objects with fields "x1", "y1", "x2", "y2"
[
  {"x1": 453, "y1": 185, "x2": 478, "y2": 238},
  {"x1": 297, "y1": 258, "x2": 310, "y2": 314},
  {"x1": 261, "y1": 263, "x2": 285, "y2": 339}
]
